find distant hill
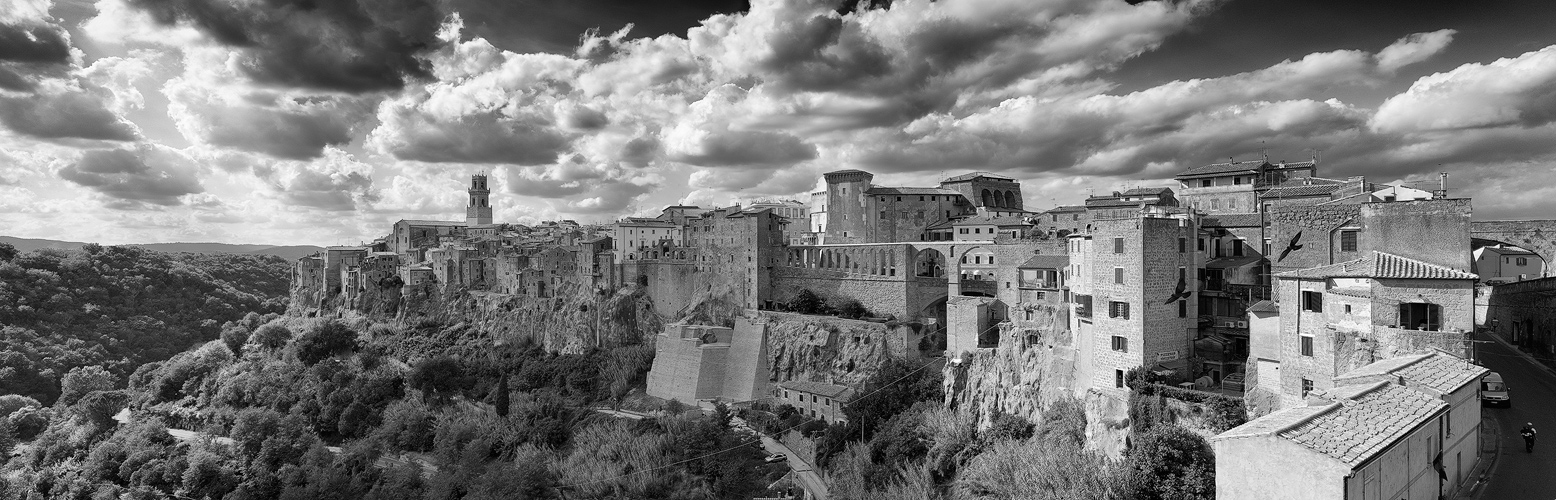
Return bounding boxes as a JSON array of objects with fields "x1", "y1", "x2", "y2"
[{"x1": 0, "y1": 236, "x2": 323, "y2": 260}]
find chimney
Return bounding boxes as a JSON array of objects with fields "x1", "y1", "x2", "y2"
[{"x1": 1439, "y1": 172, "x2": 1449, "y2": 197}]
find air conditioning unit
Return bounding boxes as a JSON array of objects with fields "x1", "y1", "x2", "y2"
[
  {"x1": 1222, "y1": 320, "x2": 1238, "y2": 328},
  {"x1": 1236, "y1": 321, "x2": 1248, "y2": 328}
]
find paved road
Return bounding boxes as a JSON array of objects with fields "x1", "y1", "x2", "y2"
[
  {"x1": 760, "y1": 435, "x2": 828, "y2": 500},
  {"x1": 1478, "y1": 334, "x2": 1556, "y2": 500}
]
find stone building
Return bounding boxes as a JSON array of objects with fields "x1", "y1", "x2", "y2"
[
  {"x1": 1068, "y1": 212, "x2": 1200, "y2": 393},
  {"x1": 940, "y1": 172, "x2": 1024, "y2": 213},
  {"x1": 614, "y1": 217, "x2": 680, "y2": 261},
  {"x1": 645, "y1": 319, "x2": 771, "y2": 404},
  {"x1": 1255, "y1": 251, "x2": 1477, "y2": 409},
  {"x1": 776, "y1": 381, "x2": 856, "y2": 424},
  {"x1": 466, "y1": 174, "x2": 493, "y2": 226},
  {"x1": 1083, "y1": 188, "x2": 1180, "y2": 221},
  {"x1": 1037, "y1": 205, "x2": 1089, "y2": 235},
  {"x1": 1213, "y1": 380, "x2": 1449, "y2": 500},
  {"x1": 747, "y1": 200, "x2": 811, "y2": 245},
  {"x1": 1331, "y1": 349, "x2": 1487, "y2": 494},
  {"x1": 1174, "y1": 159, "x2": 1316, "y2": 215},
  {"x1": 820, "y1": 169, "x2": 985, "y2": 244}
]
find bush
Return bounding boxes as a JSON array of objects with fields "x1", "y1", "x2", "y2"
[
  {"x1": 294, "y1": 321, "x2": 359, "y2": 365},
  {"x1": 0, "y1": 394, "x2": 40, "y2": 418},
  {"x1": 789, "y1": 289, "x2": 826, "y2": 315},
  {"x1": 407, "y1": 356, "x2": 468, "y2": 405},
  {"x1": 835, "y1": 298, "x2": 869, "y2": 319},
  {"x1": 59, "y1": 366, "x2": 119, "y2": 407},
  {"x1": 74, "y1": 390, "x2": 130, "y2": 429},
  {"x1": 251, "y1": 324, "x2": 292, "y2": 350},
  {"x1": 8, "y1": 406, "x2": 49, "y2": 439},
  {"x1": 1120, "y1": 424, "x2": 1216, "y2": 500},
  {"x1": 220, "y1": 322, "x2": 251, "y2": 355}
]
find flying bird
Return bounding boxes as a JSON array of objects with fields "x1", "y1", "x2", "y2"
[
  {"x1": 1165, "y1": 275, "x2": 1192, "y2": 304},
  {"x1": 1277, "y1": 231, "x2": 1304, "y2": 262}
]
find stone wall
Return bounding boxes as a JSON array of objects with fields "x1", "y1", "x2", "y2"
[
  {"x1": 1267, "y1": 204, "x2": 1361, "y2": 274},
  {"x1": 1479, "y1": 277, "x2": 1556, "y2": 356},
  {"x1": 1471, "y1": 219, "x2": 1556, "y2": 266},
  {"x1": 755, "y1": 311, "x2": 918, "y2": 390},
  {"x1": 1360, "y1": 199, "x2": 1472, "y2": 272}
]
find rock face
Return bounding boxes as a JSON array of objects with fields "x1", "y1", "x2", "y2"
[{"x1": 755, "y1": 312, "x2": 927, "y2": 388}]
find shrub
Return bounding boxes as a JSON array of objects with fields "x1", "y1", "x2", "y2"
[
  {"x1": 983, "y1": 411, "x2": 1035, "y2": 443},
  {"x1": 294, "y1": 320, "x2": 359, "y2": 365},
  {"x1": 75, "y1": 390, "x2": 130, "y2": 429},
  {"x1": 835, "y1": 298, "x2": 869, "y2": 319},
  {"x1": 58, "y1": 366, "x2": 119, "y2": 407},
  {"x1": 1120, "y1": 424, "x2": 1216, "y2": 500},
  {"x1": 251, "y1": 324, "x2": 293, "y2": 350},
  {"x1": 407, "y1": 356, "x2": 468, "y2": 405},
  {"x1": 0, "y1": 394, "x2": 41, "y2": 418},
  {"x1": 789, "y1": 289, "x2": 826, "y2": 315}
]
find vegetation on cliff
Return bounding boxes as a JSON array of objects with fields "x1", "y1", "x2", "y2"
[
  {"x1": 0, "y1": 316, "x2": 782, "y2": 499},
  {"x1": 0, "y1": 243, "x2": 290, "y2": 405}
]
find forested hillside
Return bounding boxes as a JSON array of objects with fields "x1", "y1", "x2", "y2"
[{"x1": 0, "y1": 243, "x2": 291, "y2": 404}]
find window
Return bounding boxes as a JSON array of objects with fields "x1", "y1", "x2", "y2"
[
  {"x1": 1517, "y1": 257, "x2": 1529, "y2": 266},
  {"x1": 1301, "y1": 291, "x2": 1323, "y2": 312},
  {"x1": 1340, "y1": 230, "x2": 1358, "y2": 252},
  {"x1": 1111, "y1": 335, "x2": 1128, "y2": 352},
  {"x1": 1113, "y1": 237, "x2": 1125, "y2": 253},
  {"x1": 1344, "y1": 304, "x2": 1352, "y2": 314},
  {"x1": 1234, "y1": 177, "x2": 1244, "y2": 185},
  {"x1": 1109, "y1": 301, "x2": 1130, "y2": 319},
  {"x1": 1179, "y1": 300, "x2": 1187, "y2": 318},
  {"x1": 1197, "y1": 238, "x2": 1206, "y2": 251},
  {"x1": 1211, "y1": 199, "x2": 1221, "y2": 210},
  {"x1": 1178, "y1": 237, "x2": 1186, "y2": 253},
  {"x1": 1114, "y1": 267, "x2": 1124, "y2": 284},
  {"x1": 1301, "y1": 378, "x2": 1314, "y2": 397},
  {"x1": 879, "y1": 210, "x2": 887, "y2": 220},
  {"x1": 1072, "y1": 214, "x2": 1079, "y2": 221},
  {"x1": 1200, "y1": 179, "x2": 1212, "y2": 188},
  {"x1": 1232, "y1": 239, "x2": 1245, "y2": 257},
  {"x1": 1116, "y1": 370, "x2": 1126, "y2": 388},
  {"x1": 1263, "y1": 238, "x2": 1271, "y2": 256},
  {"x1": 1300, "y1": 335, "x2": 1313, "y2": 356},
  {"x1": 1400, "y1": 303, "x2": 1442, "y2": 331}
]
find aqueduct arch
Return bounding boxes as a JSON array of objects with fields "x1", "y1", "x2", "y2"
[{"x1": 1470, "y1": 220, "x2": 1556, "y2": 277}]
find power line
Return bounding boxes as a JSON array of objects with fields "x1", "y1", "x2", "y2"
[{"x1": 557, "y1": 355, "x2": 948, "y2": 490}]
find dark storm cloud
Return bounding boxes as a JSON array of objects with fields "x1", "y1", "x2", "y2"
[
  {"x1": 59, "y1": 147, "x2": 202, "y2": 206},
  {"x1": 0, "y1": 90, "x2": 139, "y2": 141},
  {"x1": 0, "y1": 23, "x2": 71, "y2": 64},
  {"x1": 376, "y1": 108, "x2": 571, "y2": 165},
  {"x1": 0, "y1": 66, "x2": 34, "y2": 91},
  {"x1": 126, "y1": 0, "x2": 447, "y2": 92}
]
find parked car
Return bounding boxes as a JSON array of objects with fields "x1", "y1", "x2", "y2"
[
  {"x1": 1480, "y1": 372, "x2": 1509, "y2": 407},
  {"x1": 764, "y1": 453, "x2": 787, "y2": 463}
]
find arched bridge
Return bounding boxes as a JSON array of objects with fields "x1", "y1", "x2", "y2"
[{"x1": 1471, "y1": 220, "x2": 1556, "y2": 266}]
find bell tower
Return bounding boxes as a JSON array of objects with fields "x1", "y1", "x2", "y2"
[{"x1": 467, "y1": 174, "x2": 492, "y2": 226}]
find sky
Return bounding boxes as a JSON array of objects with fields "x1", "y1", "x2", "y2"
[{"x1": 2, "y1": 0, "x2": 1556, "y2": 246}]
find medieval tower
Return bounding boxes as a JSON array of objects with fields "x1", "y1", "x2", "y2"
[{"x1": 467, "y1": 174, "x2": 493, "y2": 226}]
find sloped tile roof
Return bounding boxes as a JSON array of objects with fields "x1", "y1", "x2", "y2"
[
  {"x1": 779, "y1": 380, "x2": 857, "y2": 401},
  {"x1": 953, "y1": 215, "x2": 1030, "y2": 227},
  {"x1": 1247, "y1": 300, "x2": 1278, "y2": 313},
  {"x1": 1277, "y1": 382, "x2": 1447, "y2": 467},
  {"x1": 1334, "y1": 350, "x2": 1487, "y2": 396},
  {"x1": 1276, "y1": 251, "x2": 1478, "y2": 280},
  {"x1": 1043, "y1": 205, "x2": 1088, "y2": 213},
  {"x1": 942, "y1": 171, "x2": 1015, "y2": 183},
  {"x1": 1261, "y1": 183, "x2": 1345, "y2": 199},
  {"x1": 1200, "y1": 213, "x2": 1263, "y2": 227},
  {"x1": 1018, "y1": 255, "x2": 1070, "y2": 269},
  {"x1": 1325, "y1": 286, "x2": 1371, "y2": 298},
  {"x1": 1176, "y1": 161, "x2": 1263, "y2": 179},
  {"x1": 1085, "y1": 198, "x2": 1149, "y2": 208}
]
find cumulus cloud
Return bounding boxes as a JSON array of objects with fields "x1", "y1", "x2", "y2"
[
  {"x1": 266, "y1": 150, "x2": 380, "y2": 211},
  {"x1": 1372, "y1": 45, "x2": 1556, "y2": 133},
  {"x1": 58, "y1": 144, "x2": 202, "y2": 206},
  {"x1": 121, "y1": 0, "x2": 448, "y2": 92},
  {"x1": 0, "y1": 81, "x2": 141, "y2": 141},
  {"x1": 165, "y1": 81, "x2": 374, "y2": 159},
  {"x1": 371, "y1": 104, "x2": 570, "y2": 164},
  {"x1": 0, "y1": 0, "x2": 71, "y2": 65},
  {"x1": 1376, "y1": 29, "x2": 1456, "y2": 73}
]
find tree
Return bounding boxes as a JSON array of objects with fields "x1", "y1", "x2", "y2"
[
  {"x1": 74, "y1": 390, "x2": 129, "y2": 429},
  {"x1": 0, "y1": 242, "x2": 15, "y2": 261},
  {"x1": 0, "y1": 416, "x2": 15, "y2": 458},
  {"x1": 0, "y1": 394, "x2": 40, "y2": 418},
  {"x1": 58, "y1": 366, "x2": 118, "y2": 407},
  {"x1": 294, "y1": 320, "x2": 359, "y2": 365},
  {"x1": 407, "y1": 356, "x2": 467, "y2": 405},
  {"x1": 221, "y1": 322, "x2": 251, "y2": 355},
  {"x1": 251, "y1": 323, "x2": 293, "y2": 350},
  {"x1": 487, "y1": 375, "x2": 510, "y2": 417},
  {"x1": 790, "y1": 289, "x2": 826, "y2": 315},
  {"x1": 1121, "y1": 423, "x2": 1216, "y2": 500}
]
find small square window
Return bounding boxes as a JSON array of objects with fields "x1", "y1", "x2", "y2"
[
  {"x1": 1344, "y1": 304, "x2": 1352, "y2": 314},
  {"x1": 1340, "y1": 230, "x2": 1358, "y2": 252},
  {"x1": 1113, "y1": 237, "x2": 1125, "y2": 253},
  {"x1": 1114, "y1": 267, "x2": 1124, "y2": 284},
  {"x1": 1115, "y1": 369, "x2": 1126, "y2": 388},
  {"x1": 1109, "y1": 301, "x2": 1130, "y2": 319},
  {"x1": 1111, "y1": 335, "x2": 1127, "y2": 352},
  {"x1": 1301, "y1": 378, "x2": 1314, "y2": 397},
  {"x1": 1301, "y1": 291, "x2": 1323, "y2": 313},
  {"x1": 1300, "y1": 335, "x2": 1314, "y2": 356},
  {"x1": 1178, "y1": 238, "x2": 1186, "y2": 253}
]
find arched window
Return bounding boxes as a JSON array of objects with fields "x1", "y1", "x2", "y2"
[
  {"x1": 1004, "y1": 191, "x2": 1018, "y2": 208},
  {"x1": 981, "y1": 189, "x2": 993, "y2": 207}
]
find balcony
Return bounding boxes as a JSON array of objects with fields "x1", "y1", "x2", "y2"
[
  {"x1": 1075, "y1": 295, "x2": 1093, "y2": 319},
  {"x1": 1019, "y1": 278, "x2": 1060, "y2": 290},
  {"x1": 960, "y1": 279, "x2": 997, "y2": 297}
]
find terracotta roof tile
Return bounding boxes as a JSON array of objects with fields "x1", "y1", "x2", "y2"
[
  {"x1": 1276, "y1": 251, "x2": 1478, "y2": 280},
  {"x1": 942, "y1": 171, "x2": 1015, "y2": 183},
  {"x1": 778, "y1": 380, "x2": 857, "y2": 400},
  {"x1": 1275, "y1": 382, "x2": 1447, "y2": 467}
]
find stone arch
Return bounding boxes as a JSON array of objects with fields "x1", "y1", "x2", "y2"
[
  {"x1": 981, "y1": 189, "x2": 994, "y2": 207},
  {"x1": 915, "y1": 248, "x2": 947, "y2": 278},
  {"x1": 1004, "y1": 191, "x2": 1018, "y2": 209}
]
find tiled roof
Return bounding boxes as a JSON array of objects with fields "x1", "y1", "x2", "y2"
[
  {"x1": 1121, "y1": 187, "x2": 1173, "y2": 196},
  {"x1": 1085, "y1": 198, "x2": 1149, "y2": 208},
  {"x1": 824, "y1": 169, "x2": 871, "y2": 176},
  {"x1": 1018, "y1": 255, "x2": 1069, "y2": 269},
  {"x1": 1043, "y1": 205, "x2": 1088, "y2": 213},
  {"x1": 925, "y1": 219, "x2": 957, "y2": 230},
  {"x1": 1335, "y1": 349, "x2": 1488, "y2": 396},
  {"x1": 1176, "y1": 161, "x2": 1264, "y2": 179},
  {"x1": 866, "y1": 187, "x2": 962, "y2": 196},
  {"x1": 1199, "y1": 213, "x2": 1263, "y2": 228},
  {"x1": 1205, "y1": 255, "x2": 1262, "y2": 270},
  {"x1": 1261, "y1": 181, "x2": 1345, "y2": 199},
  {"x1": 942, "y1": 171, "x2": 1015, "y2": 183},
  {"x1": 1276, "y1": 251, "x2": 1479, "y2": 280},
  {"x1": 778, "y1": 380, "x2": 857, "y2": 400},
  {"x1": 1277, "y1": 382, "x2": 1447, "y2": 467},
  {"x1": 1317, "y1": 191, "x2": 1376, "y2": 206}
]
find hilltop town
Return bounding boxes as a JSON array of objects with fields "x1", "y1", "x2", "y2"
[{"x1": 288, "y1": 159, "x2": 1554, "y2": 499}]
